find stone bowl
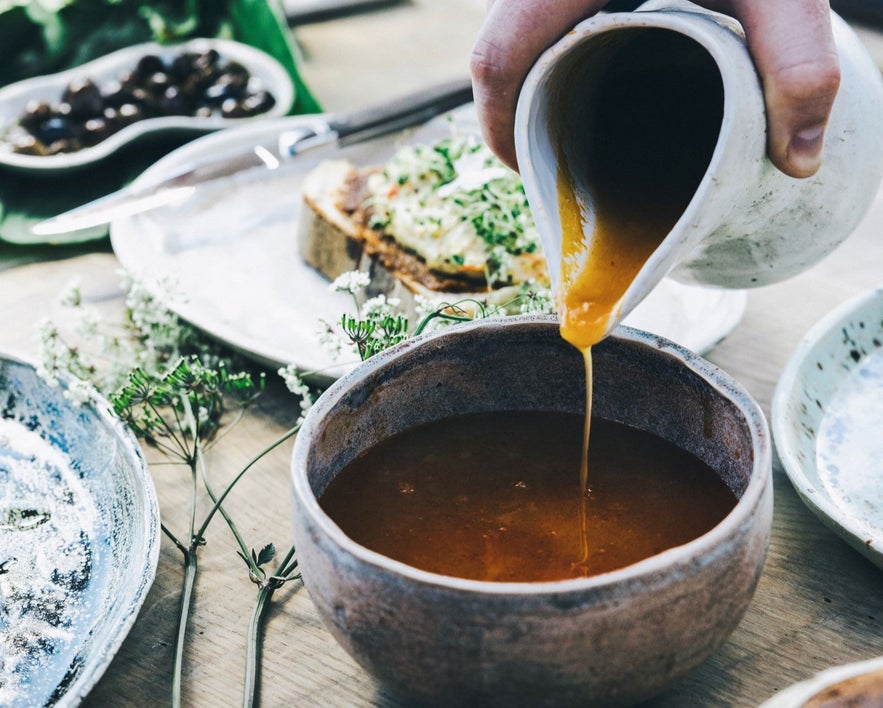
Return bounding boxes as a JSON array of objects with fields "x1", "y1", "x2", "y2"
[{"x1": 290, "y1": 315, "x2": 772, "y2": 707}]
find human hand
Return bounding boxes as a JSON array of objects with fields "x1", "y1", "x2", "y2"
[{"x1": 470, "y1": 0, "x2": 841, "y2": 179}]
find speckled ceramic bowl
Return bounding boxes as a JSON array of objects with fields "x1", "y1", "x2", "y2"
[
  {"x1": 772, "y1": 286, "x2": 883, "y2": 570},
  {"x1": 0, "y1": 351, "x2": 160, "y2": 706},
  {"x1": 290, "y1": 316, "x2": 772, "y2": 707}
]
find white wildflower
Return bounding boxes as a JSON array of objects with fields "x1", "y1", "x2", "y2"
[
  {"x1": 278, "y1": 364, "x2": 315, "y2": 425},
  {"x1": 519, "y1": 287, "x2": 556, "y2": 315},
  {"x1": 330, "y1": 271, "x2": 370, "y2": 295},
  {"x1": 63, "y1": 379, "x2": 97, "y2": 406},
  {"x1": 57, "y1": 277, "x2": 82, "y2": 307},
  {"x1": 316, "y1": 319, "x2": 347, "y2": 360}
]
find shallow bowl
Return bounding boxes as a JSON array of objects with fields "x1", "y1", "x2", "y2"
[
  {"x1": 290, "y1": 315, "x2": 772, "y2": 707},
  {"x1": 0, "y1": 351, "x2": 160, "y2": 706},
  {"x1": 772, "y1": 286, "x2": 883, "y2": 569}
]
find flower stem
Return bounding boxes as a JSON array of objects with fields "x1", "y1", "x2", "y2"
[
  {"x1": 172, "y1": 546, "x2": 198, "y2": 708},
  {"x1": 243, "y1": 583, "x2": 273, "y2": 708}
]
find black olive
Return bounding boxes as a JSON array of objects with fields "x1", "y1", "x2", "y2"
[
  {"x1": 81, "y1": 117, "x2": 112, "y2": 146},
  {"x1": 145, "y1": 71, "x2": 172, "y2": 95},
  {"x1": 194, "y1": 49, "x2": 220, "y2": 73},
  {"x1": 221, "y1": 61, "x2": 250, "y2": 85},
  {"x1": 220, "y1": 97, "x2": 248, "y2": 118},
  {"x1": 134, "y1": 54, "x2": 165, "y2": 79},
  {"x1": 169, "y1": 52, "x2": 199, "y2": 81},
  {"x1": 204, "y1": 79, "x2": 243, "y2": 106},
  {"x1": 19, "y1": 100, "x2": 52, "y2": 132},
  {"x1": 37, "y1": 117, "x2": 73, "y2": 144},
  {"x1": 102, "y1": 79, "x2": 135, "y2": 108},
  {"x1": 117, "y1": 103, "x2": 143, "y2": 124},
  {"x1": 241, "y1": 90, "x2": 276, "y2": 116},
  {"x1": 62, "y1": 78, "x2": 103, "y2": 118},
  {"x1": 160, "y1": 85, "x2": 191, "y2": 115},
  {"x1": 130, "y1": 87, "x2": 160, "y2": 116}
]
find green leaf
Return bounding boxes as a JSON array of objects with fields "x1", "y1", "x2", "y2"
[{"x1": 255, "y1": 543, "x2": 275, "y2": 567}]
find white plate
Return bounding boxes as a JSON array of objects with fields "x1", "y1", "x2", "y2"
[
  {"x1": 0, "y1": 38, "x2": 294, "y2": 173},
  {"x1": 772, "y1": 286, "x2": 883, "y2": 570},
  {"x1": 110, "y1": 110, "x2": 746, "y2": 384},
  {"x1": 0, "y1": 352, "x2": 160, "y2": 706}
]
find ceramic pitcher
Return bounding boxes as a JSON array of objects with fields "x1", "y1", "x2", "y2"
[{"x1": 515, "y1": 0, "x2": 883, "y2": 341}]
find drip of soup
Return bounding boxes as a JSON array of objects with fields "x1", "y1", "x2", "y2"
[
  {"x1": 555, "y1": 29, "x2": 724, "y2": 493},
  {"x1": 319, "y1": 412, "x2": 736, "y2": 583}
]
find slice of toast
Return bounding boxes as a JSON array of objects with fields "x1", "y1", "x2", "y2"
[{"x1": 297, "y1": 147, "x2": 549, "y2": 318}]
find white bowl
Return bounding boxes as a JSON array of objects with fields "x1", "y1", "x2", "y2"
[
  {"x1": 0, "y1": 38, "x2": 294, "y2": 173},
  {"x1": 0, "y1": 351, "x2": 160, "y2": 706},
  {"x1": 772, "y1": 286, "x2": 883, "y2": 570}
]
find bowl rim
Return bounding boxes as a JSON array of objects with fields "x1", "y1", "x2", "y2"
[{"x1": 291, "y1": 315, "x2": 772, "y2": 595}]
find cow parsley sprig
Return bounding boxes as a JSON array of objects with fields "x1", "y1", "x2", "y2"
[{"x1": 35, "y1": 272, "x2": 309, "y2": 708}]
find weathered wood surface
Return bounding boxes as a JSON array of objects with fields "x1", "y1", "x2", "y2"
[{"x1": 1, "y1": 2, "x2": 882, "y2": 705}]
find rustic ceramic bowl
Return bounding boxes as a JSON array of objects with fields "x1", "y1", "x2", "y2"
[{"x1": 290, "y1": 315, "x2": 772, "y2": 707}]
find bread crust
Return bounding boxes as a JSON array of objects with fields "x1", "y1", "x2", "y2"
[{"x1": 298, "y1": 159, "x2": 547, "y2": 314}]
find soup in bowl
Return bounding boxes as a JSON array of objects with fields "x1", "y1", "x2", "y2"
[{"x1": 290, "y1": 315, "x2": 772, "y2": 706}]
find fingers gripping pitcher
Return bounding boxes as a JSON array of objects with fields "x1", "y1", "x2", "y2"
[{"x1": 514, "y1": 0, "x2": 883, "y2": 346}]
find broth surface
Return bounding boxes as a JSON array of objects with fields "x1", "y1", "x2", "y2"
[{"x1": 319, "y1": 411, "x2": 736, "y2": 583}]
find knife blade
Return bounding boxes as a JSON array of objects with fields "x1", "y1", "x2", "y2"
[{"x1": 32, "y1": 77, "x2": 474, "y2": 236}]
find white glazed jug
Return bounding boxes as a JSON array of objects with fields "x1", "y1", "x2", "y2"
[{"x1": 515, "y1": 0, "x2": 883, "y2": 341}]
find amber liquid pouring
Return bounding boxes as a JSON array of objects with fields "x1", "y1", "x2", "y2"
[
  {"x1": 555, "y1": 30, "x2": 724, "y2": 517},
  {"x1": 320, "y1": 412, "x2": 736, "y2": 583}
]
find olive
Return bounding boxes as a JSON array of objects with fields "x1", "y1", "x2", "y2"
[
  {"x1": 19, "y1": 100, "x2": 52, "y2": 132},
  {"x1": 145, "y1": 71, "x2": 172, "y2": 95},
  {"x1": 81, "y1": 117, "x2": 112, "y2": 146},
  {"x1": 170, "y1": 52, "x2": 199, "y2": 81},
  {"x1": 242, "y1": 90, "x2": 276, "y2": 115},
  {"x1": 117, "y1": 103, "x2": 143, "y2": 124},
  {"x1": 37, "y1": 117, "x2": 73, "y2": 144},
  {"x1": 220, "y1": 97, "x2": 248, "y2": 119},
  {"x1": 159, "y1": 85, "x2": 191, "y2": 115},
  {"x1": 62, "y1": 78, "x2": 103, "y2": 118},
  {"x1": 130, "y1": 87, "x2": 161, "y2": 116},
  {"x1": 101, "y1": 79, "x2": 136, "y2": 108},
  {"x1": 134, "y1": 54, "x2": 165, "y2": 79},
  {"x1": 204, "y1": 79, "x2": 243, "y2": 106},
  {"x1": 222, "y1": 61, "x2": 250, "y2": 85}
]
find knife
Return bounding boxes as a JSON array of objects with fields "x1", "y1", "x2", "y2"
[{"x1": 32, "y1": 77, "x2": 474, "y2": 236}]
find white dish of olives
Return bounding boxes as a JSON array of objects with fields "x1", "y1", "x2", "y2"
[{"x1": 0, "y1": 38, "x2": 294, "y2": 172}]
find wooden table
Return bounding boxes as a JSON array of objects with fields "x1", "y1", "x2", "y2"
[{"x1": 1, "y1": 2, "x2": 882, "y2": 705}]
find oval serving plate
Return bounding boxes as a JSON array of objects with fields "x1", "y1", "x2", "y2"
[
  {"x1": 110, "y1": 107, "x2": 746, "y2": 383},
  {"x1": 0, "y1": 352, "x2": 160, "y2": 706},
  {"x1": 772, "y1": 286, "x2": 883, "y2": 570},
  {"x1": 0, "y1": 38, "x2": 294, "y2": 173}
]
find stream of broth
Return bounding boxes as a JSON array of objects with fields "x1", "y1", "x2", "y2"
[
  {"x1": 320, "y1": 412, "x2": 736, "y2": 582},
  {"x1": 555, "y1": 29, "x2": 724, "y2": 515}
]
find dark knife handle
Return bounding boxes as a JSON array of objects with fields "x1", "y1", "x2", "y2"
[{"x1": 327, "y1": 77, "x2": 474, "y2": 145}]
